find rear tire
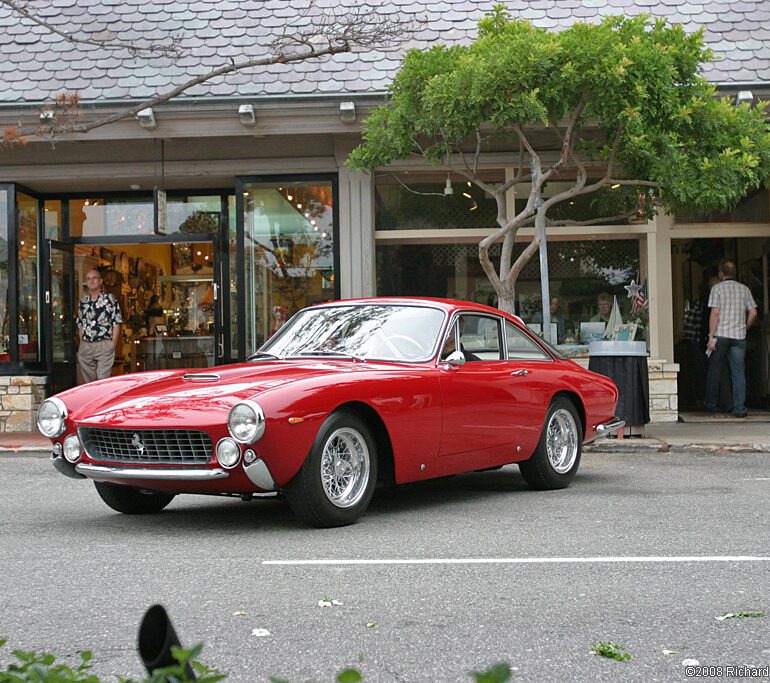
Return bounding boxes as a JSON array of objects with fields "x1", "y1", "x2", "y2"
[
  {"x1": 285, "y1": 410, "x2": 377, "y2": 528},
  {"x1": 519, "y1": 397, "x2": 582, "y2": 490},
  {"x1": 94, "y1": 481, "x2": 175, "y2": 514}
]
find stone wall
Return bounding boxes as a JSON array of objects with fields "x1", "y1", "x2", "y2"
[
  {"x1": 0, "y1": 376, "x2": 47, "y2": 432},
  {"x1": 573, "y1": 357, "x2": 679, "y2": 423},
  {"x1": 648, "y1": 360, "x2": 679, "y2": 423}
]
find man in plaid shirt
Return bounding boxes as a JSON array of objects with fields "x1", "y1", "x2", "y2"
[{"x1": 704, "y1": 260, "x2": 758, "y2": 417}]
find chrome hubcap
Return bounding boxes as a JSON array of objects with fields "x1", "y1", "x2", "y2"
[
  {"x1": 320, "y1": 427, "x2": 370, "y2": 508},
  {"x1": 546, "y1": 408, "x2": 578, "y2": 474}
]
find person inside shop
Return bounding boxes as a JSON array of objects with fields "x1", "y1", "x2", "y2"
[
  {"x1": 681, "y1": 277, "x2": 711, "y2": 407},
  {"x1": 591, "y1": 292, "x2": 614, "y2": 324},
  {"x1": 533, "y1": 296, "x2": 569, "y2": 343},
  {"x1": 703, "y1": 260, "x2": 758, "y2": 418},
  {"x1": 76, "y1": 269, "x2": 123, "y2": 384},
  {"x1": 145, "y1": 294, "x2": 165, "y2": 336}
]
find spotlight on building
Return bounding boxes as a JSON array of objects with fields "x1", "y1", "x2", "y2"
[
  {"x1": 735, "y1": 90, "x2": 754, "y2": 105},
  {"x1": 39, "y1": 110, "x2": 55, "y2": 123},
  {"x1": 339, "y1": 101, "x2": 356, "y2": 123},
  {"x1": 136, "y1": 107, "x2": 157, "y2": 129},
  {"x1": 238, "y1": 103, "x2": 256, "y2": 126}
]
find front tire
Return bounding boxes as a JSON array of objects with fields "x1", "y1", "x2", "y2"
[
  {"x1": 519, "y1": 397, "x2": 582, "y2": 490},
  {"x1": 285, "y1": 410, "x2": 377, "y2": 528},
  {"x1": 93, "y1": 481, "x2": 175, "y2": 514}
]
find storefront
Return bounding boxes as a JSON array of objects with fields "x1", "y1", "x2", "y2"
[
  {"x1": 0, "y1": 177, "x2": 339, "y2": 421},
  {"x1": 2, "y1": 164, "x2": 770, "y2": 430}
]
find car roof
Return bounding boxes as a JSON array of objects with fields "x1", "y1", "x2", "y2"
[{"x1": 309, "y1": 297, "x2": 525, "y2": 325}]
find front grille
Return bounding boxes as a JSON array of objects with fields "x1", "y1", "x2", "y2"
[{"x1": 79, "y1": 427, "x2": 213, "y2": 465}]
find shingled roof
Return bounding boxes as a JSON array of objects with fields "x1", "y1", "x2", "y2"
[{"x1": 0, "y1": 0, "x2": 767, "y2": 104}]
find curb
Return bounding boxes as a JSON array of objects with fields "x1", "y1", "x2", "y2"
[
  {"x1": 585, "y1": 439, "x2": 770, "y2": 454},
  {"x1": 0, "y1": 446, "x2": 51, "y2": 457},
  {"x1": 585, "y1": 438, "x2": 668, "y2": 453}
]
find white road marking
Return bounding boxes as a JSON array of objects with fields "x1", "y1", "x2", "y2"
[
  {"x1": 263, "y1": 556, "x2": 770, "y2": 566},
  {"x1": 742, "y1": 477, "x2": 770, "y2": 481}
]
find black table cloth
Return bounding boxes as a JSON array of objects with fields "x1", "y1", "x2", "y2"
[{"x1": 588, "y1": 355, "x2": 650, "y2": 426}]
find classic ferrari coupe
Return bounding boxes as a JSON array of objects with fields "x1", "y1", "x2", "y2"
[{"x1": 39, "y1": 298, "x2": 623, "y2": 527}]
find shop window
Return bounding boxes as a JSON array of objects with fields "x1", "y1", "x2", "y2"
[
  {"x1": 44, "y1": 200, "x2": 62, "y2": 240},
  {"x1": 376, "y1": 239, "x2": 642, "y2": 352},
  {"x1": 68, "y1": 195, "x2": 224, "y2": 238},
  {"x1": 375, "y1": 172, "x2": 502, "y2": 230},
  {"x1": 375, "y1": 174, "x2": 646, "y2": 230},
  {"x1": 69, "y1": 197, "x2": 154, "y2": 237},
  {"x1": 228, "y1": 195, "x2": 238, "y2": 359},
  {"x1": 241, "y1": 179, "x2": 336, "y2": 355},
  {"x1": 0, "y1": 189, "x2": 8, "y2": 360},
  {"x1": 675, "y1": 187, "x2": 770, "y2": 223},
  {"x1": 168, "y1": 195, "x2": 222, "y2": 234},
  {"x1": 17, "y1": 193, "x2": 39, "y2": 363}
]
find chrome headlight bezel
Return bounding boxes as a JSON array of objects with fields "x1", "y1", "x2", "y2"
[
  {"x1": 227, "y1": 400, "x2": 266, "y2": 444},
  {"x1": 216, "y1": 437, "x2": 242, "y2": 469},
  {"x1": 62, "y1": 434, "x2": 82, "y2": 463},
  {"x1": 37, "y1": 397, "x2": 68, "y2": 438}
]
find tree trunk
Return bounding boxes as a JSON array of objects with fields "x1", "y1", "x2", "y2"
[{"x1": 497, "y1": 288, "x2": 516, "y2": 315}]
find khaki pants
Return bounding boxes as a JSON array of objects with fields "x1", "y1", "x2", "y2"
[{"x1": 78, "y1": 339, "x2": 115, "y2": 383}]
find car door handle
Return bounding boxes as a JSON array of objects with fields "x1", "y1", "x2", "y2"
[{"x1": 511, "y1": 369, "x2": 528, "y2": 376}]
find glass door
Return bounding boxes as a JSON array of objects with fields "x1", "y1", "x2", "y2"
[
  {"x1": 130, "y1": 238, "x2": 223, "y2": 372},
  {"x1": 46, "y1": 240, "x2": 76, "y2": 393}
]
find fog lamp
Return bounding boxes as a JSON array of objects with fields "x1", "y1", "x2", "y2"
[
  {"x1": 216, "y1": 438, "x2": 241, "y2": 468},
  {"x1": 63, "y1": 434, "x2": 82, "y2": 463}
]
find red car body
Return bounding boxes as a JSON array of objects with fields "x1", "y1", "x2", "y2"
[{"x1": 41, "y1": 298, "x2": 622, "y2": 526}]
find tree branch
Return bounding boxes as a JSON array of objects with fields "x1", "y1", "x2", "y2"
[
  {"x1": 16, "y1": 5, "x2": 413, "y2": 141},
  {"x1": 548, "y1": 210, "x2": 637, "y2": 226},
  {"x1": 0, "y1": 0, "x2": 184, "y2": 58}
]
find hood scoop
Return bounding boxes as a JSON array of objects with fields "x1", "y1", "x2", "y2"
[{"x1": 182, "y1": 373, "x2": 221, "y2": 382}]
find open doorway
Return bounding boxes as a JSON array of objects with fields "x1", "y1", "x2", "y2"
[
  {"x1": 672, "y1": 237, "x2": 770, "y2": 413},
  {"x1": 69, "y1": 240, "x2": 219, "y2": 382}
]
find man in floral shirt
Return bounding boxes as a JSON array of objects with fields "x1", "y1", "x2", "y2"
[{"x1": 76, "y1": 269, "x2": 122, "y2": 383}]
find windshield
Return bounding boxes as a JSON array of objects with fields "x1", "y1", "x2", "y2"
[{"x1": 260, "y1": 304, "x2": 446, "y2": 362}]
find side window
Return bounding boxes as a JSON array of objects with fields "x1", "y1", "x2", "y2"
[
  {"x1": 506, "y1": 322, "x2": 551, "y2": 361},
  {"x1": 459, "y1": 315, "x2": 502, "y2": 361}
]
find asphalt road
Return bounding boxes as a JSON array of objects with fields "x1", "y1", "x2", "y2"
[{"x1": 1, "y1": 450, "x2": 768, "y2": 682}]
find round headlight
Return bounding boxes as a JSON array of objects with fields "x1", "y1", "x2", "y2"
[
  {"x1": 216, "y1": 438, "x2": 241, "y2": 468},
  {"x1": 227, "y1": 401, "x2": 265, "y2": 444},
  {"x1": 37, "y1": 398, "x2": 67, "y2": 438},
  {"x1": 63, "y1": 434, "x2": 82, "y2": 463}
]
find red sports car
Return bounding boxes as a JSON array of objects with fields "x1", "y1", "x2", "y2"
[{"x1": 39, "y1": 298, "x2": 623, "y2": 527}]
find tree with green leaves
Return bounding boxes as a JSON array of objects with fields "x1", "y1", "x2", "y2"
[{"x1": 348, "y1": 6, "x2": 770, "y2": 313}]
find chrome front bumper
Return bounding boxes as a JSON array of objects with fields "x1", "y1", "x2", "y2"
[
  {"x1": 594, "y1": 417, "x2": 625, "y2": 439},
  {"x1": 74, "y1": 462, "x2": 229, "y2": 482}
]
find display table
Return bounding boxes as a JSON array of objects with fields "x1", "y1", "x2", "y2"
[
  {"x1": 588, "y1": 341, "x2": 650, "y2": 429},
  {"x1": 136, "y1": 335, "x2": 215, "y2": 371}
]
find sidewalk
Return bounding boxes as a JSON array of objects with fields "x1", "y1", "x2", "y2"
[
  {"x1": 585, "y1": 418, "x2": 770, "y2": 454},
  {"x1": 3, "y1": 419, "x2": 769, "y2": 455}
]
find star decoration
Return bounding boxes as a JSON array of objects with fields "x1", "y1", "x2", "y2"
[{"x1": 624, "y1": 280, "x2": 643, "y2": 298}]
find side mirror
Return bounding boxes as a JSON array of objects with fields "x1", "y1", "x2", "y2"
[{"x1": 444, "y1": 350, "x2": 466, "y2": 367}]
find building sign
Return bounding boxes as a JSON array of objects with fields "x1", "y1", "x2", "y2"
[{"x1": 154, "y1": 187, "x2": 167, "y2": 235}]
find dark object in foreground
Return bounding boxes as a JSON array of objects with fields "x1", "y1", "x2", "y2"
[{"x1": 138, "y1": 604, "x2": 196, "y2": 680}]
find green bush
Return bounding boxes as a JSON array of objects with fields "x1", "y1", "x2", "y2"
[{"x1": 0, "y1": 639, "x2": 513, "y2": 683}]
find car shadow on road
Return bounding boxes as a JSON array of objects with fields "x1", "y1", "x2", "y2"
[{"x1": 76, "y1": 466, "x2": 609, "y2": 533}]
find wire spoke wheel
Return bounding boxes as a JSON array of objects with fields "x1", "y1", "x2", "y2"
[
  {"x1": 320, "y1": 427, "x2": 371, "y2": 508},
  {"x1": 545, "y1": 408, "x2": 579, "y2": 474}
]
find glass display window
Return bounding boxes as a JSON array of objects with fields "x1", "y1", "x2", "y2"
[
  {"x1": 241, "y1": 178, "x2": 337, "y2": 355},
  {"x1": 16, "y1": 193, "x2": 39, "y2": 363},
  {"x1": 376, "y1": 239, "x2": 643, "y2": 353}
]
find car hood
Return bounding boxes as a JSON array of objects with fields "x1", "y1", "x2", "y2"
[{"x1": 66, "y1": 359, "x2": 392, "y2": 429}]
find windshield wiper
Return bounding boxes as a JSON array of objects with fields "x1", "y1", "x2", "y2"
[
  {"x1": 294, "y1": 351, "x2": 365, "y2": 362},
  {"x1": 247, "y1": 352, "x2": 280, "y2": 361}
]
